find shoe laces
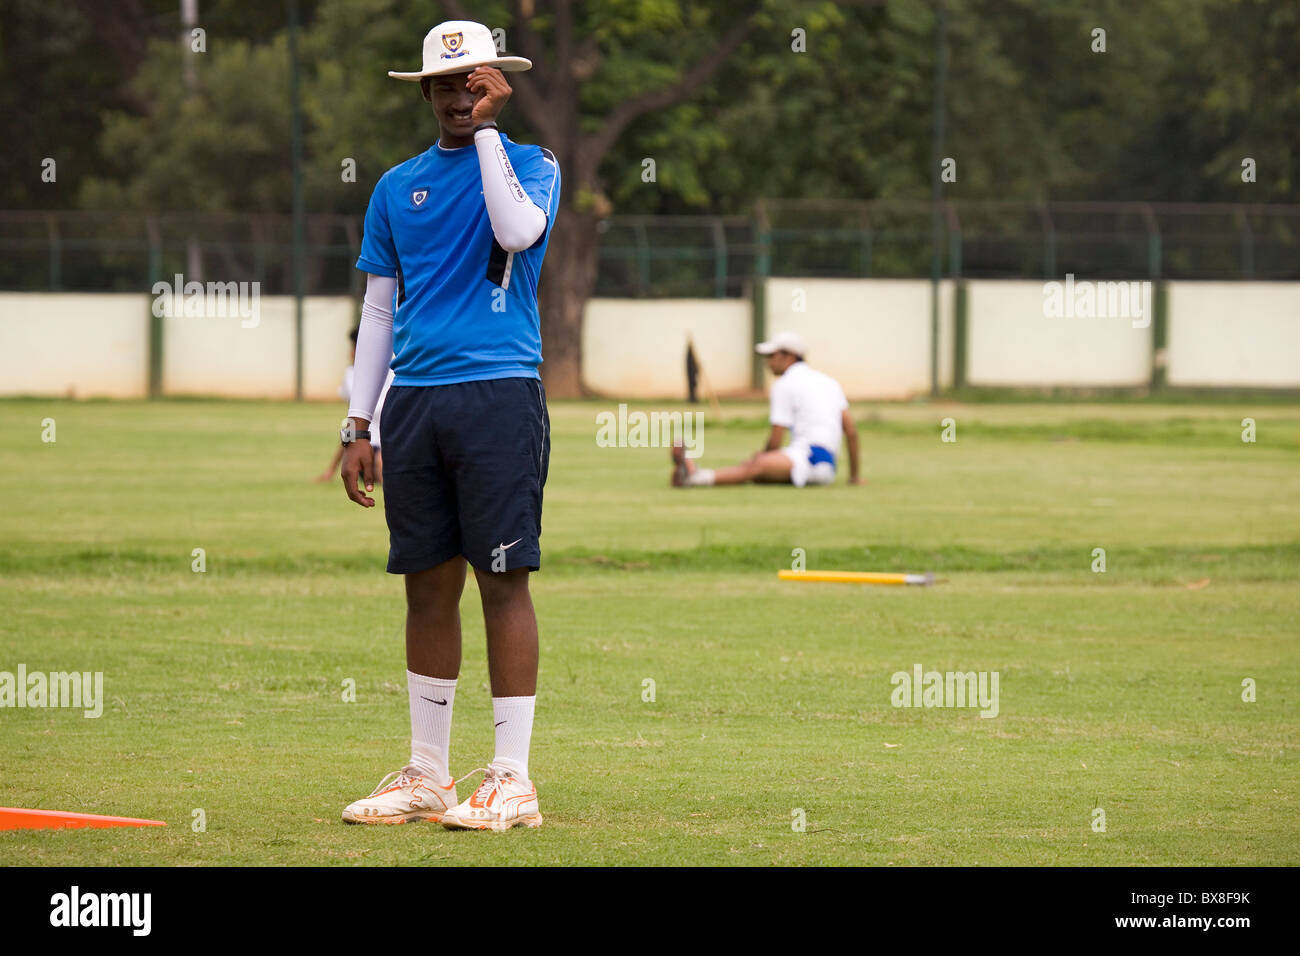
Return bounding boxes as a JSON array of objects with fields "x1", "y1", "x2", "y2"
[
  {"x1": 368, "y1": 766, "x2": 422, "y2": 797},
  {"x1": 454, "y1": 765, "x2": 513, "y2": 807}
]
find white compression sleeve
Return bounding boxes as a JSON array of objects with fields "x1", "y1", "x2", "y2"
[
  {"x1": 348, "y1": 273, "x2": 396, "y2": 422},
  {"x1": 474, "y1": 127, "x2": 548, "y2": 252}
]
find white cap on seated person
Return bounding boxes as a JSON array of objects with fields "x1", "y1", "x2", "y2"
[{"x1": 755, "y1": 330, "x2": 807, "y2": 357}]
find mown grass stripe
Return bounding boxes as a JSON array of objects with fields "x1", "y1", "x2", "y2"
[{"x1": 2, "y1": 542, "x2": 1296, "y2": 577}]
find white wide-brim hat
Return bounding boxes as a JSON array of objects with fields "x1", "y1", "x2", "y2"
[
  {"x1": 756, "y1": 330, "x2": 807, "y2": 357},
  {"x1": 388, "y1": 20, "x2": 532, "y2": 80}
]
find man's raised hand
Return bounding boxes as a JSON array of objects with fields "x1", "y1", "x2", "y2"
[{"x1": 468, "y1": 66, "x2": 511, "y2": 125}]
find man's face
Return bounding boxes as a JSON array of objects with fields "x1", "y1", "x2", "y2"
[
  {"x1": 766, "y1": 351, "x2": 798, "y2": 375},
  {"x1": 423, "y1": 72, "x2": 478, "y2": 138}
]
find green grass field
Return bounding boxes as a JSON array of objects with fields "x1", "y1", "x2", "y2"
[{"x1": 1, "y1": 397, "x2": 1297, "y2": 865}]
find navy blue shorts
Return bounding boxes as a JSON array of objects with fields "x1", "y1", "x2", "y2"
[{"x1": 380, "y1": 377, "x2": 550, "y2": 574}]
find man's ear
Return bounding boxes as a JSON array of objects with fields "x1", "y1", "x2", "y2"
[{"x1": 420, "y1": 77, "x2": 431, "y2": 102}]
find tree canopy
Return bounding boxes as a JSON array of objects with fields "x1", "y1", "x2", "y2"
[{"x1": 3, "y1": 0, "x2": 1291, "y2": 215}]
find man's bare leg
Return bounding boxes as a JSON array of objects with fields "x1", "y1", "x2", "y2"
[
  {"x1": 710, "y1": 450, "x2": 793, "y2": 484},
  {"x1": 378, "y1": 556, "x2": 466, "y2": 797},
  {"x1": 673, "y1": 445, "x2": 793, "y2": 486},
  {"x1": 472, "y1": 566, "x2": 538, "y2": 785},
  {"x1": 405, "y1": 556, "x2": 467, "y2": 677},
  {"x1": 473, "y1": 566, "x2": 538, "y2": 696}
]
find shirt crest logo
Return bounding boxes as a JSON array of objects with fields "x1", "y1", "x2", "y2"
[
  {"x1": 440, "y1": 32, "x2": 466, "y2": 58},
  {"x1": 411, "y1": 188, "x2": 429, "y2": 207}
]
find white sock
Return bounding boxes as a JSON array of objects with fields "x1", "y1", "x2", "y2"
[
  {"x1": 491, "y1": 695, "x2": 536, "y2": 779},
  {"x1": 686, "y1": 468, "x2": 715, "y2": 486},
  {"x1": 407, "y1": 671, "x2": 456, "y2": 782}
]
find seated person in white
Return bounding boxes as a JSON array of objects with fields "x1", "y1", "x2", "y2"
[{"x1": 672, "y1": 331, "x2": 861, "y2": 487}]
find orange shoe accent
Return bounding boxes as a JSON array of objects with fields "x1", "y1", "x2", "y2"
[{"x1": 0, "y1": 808, "x2": 167, "y2": 831}]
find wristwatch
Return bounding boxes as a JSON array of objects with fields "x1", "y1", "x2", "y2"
[
  {"x1": 340, "y1": 424, "x2": 371, "y2": 446},
  {"x1": 472, "y1": 121, "x2": 498, "y2": 134}
]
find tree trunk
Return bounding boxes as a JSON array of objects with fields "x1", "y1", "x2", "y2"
[{"x1": 540, "y1": 204, "x2": 600, "y2": 397}]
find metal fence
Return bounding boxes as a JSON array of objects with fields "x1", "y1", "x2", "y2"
[{"x1": 2, "y1": 200, "x2": 1297, "y2": 298}]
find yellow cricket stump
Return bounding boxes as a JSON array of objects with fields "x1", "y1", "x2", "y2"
[{"x1": 778, "y1": 570, "x2": 935, "y2": 586}]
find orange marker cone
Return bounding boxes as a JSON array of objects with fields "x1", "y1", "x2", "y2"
[{"x1": 0, "y1": 807, "x2": 166, "y2": 830}]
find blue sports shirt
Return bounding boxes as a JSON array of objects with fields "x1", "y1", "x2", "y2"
[{"x1": 356, "y1": 135, "x2": 561, "y2": 386}]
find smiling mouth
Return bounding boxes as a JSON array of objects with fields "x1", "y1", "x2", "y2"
[{"x1": 448, "y1": 109, "x2": 473, "y2": 124}]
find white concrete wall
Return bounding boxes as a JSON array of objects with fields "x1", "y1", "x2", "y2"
[
  {"x1": 165, "y1": 291, "x2": 361, "y2": 395},
  {"x1": 965, "y1": 280, "x2": 1152, "y2": 387},
  {"x1": 1, "y1": 284, "x2": 1296, "y2": 399},
  {"x1": 164, "y1": 295, "x2": 296, "y2": 399},
  {"x1": 581, "y1": 298, "x2": 752, "y2": 397},
  {"x1": 0, "y1": 293, "x2": 149, "y2": 398},
  {"x1": 0, "y1": 293, "x2": 358, "y2": 401},
  {"x1": 1166, "y1": 282, "x2": 1300, "y2": 387},
  {"x1": 765, "y1": 278, "x2": 953, "y2": 399},
  {"x1": 302, "y1": 297, "x2": 361, "y2": 402},
  {"x1": 164, "y1": 294, "x2": 357, "y2": 401}
]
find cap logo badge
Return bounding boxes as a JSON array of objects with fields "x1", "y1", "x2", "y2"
[{"x1": 440, "y1": 32, "x2": 466, "y2": 58}]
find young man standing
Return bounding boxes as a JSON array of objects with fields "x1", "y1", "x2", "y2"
[
  {"x1": 339, "y1": 21, "x2": 561, "y2": 831},
  {"x1": 672, "y1": 331, "x2": 863, "y2": 488}
]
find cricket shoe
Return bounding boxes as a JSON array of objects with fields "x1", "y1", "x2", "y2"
[
  {"x1": 441, "y1": 764, "x2": 543, "y2": 831},
  {"x1": 670, "y1": 442, "x2": 693, "y2": 487},
  {"x1": 341, "y1": 766, "x2": 457, "y2": 824}
]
